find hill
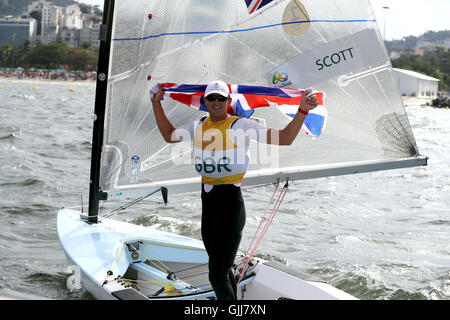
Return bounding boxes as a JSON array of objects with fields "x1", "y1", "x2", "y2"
[
  {"x1": 385, "y1": 30, "x2": 450, "y2": 91},
  {"x1": 386, "y1": 30, "x2": 450, "y2": 52}
]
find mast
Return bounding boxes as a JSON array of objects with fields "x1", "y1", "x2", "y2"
[{"x1": 88, "y1": 0, "x2": 115, "y2": 223}]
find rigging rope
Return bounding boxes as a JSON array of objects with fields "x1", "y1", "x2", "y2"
[
  {"x1": 140, "y1": 242, "x2": 173, "y2": 275},
  {"x1": 98, "y1": 188, "x2": 164, "y2": 221},
  {"x1": 241, "y1": 180, "x2": 280, "y2": 263},
  {"x1": 237, "y1": 179, "x2": 289, "y2": 285},
  {"x1": 101, "y1": 181, "x2": 289, "y2": 294}
]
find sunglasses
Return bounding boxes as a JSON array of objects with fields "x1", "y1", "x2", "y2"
[{"x1": 205, "y1": 95, "x2": 228, "y2": 102}]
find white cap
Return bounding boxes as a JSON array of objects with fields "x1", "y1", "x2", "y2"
[{"x1": 204, "y1": 80, "x2": 230, "y2": 97}]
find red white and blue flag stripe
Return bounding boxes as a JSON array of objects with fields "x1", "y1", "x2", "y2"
[
  {"x1": 155, "y1": 83, "x2": 327, "y2": 137},
  {"x1": 245, "y1": 0, "x2": 275, "y2": 14}
]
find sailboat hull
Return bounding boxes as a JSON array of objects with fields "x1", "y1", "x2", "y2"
[{"x1": 57, "y1": 208, "x2": 356, "y2": 300}]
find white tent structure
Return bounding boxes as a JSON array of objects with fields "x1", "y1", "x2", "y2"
[{"x1": 394, "y1": 68, "x2": 439, "y2": 99}]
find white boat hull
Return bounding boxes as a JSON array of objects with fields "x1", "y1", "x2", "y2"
[{"x1": 57, "y1": 208, "x2": 356, "y2": 300}]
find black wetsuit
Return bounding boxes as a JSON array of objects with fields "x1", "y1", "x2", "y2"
[{"x1": 201, "y1": 184, "x2": 246, "y2": 300}]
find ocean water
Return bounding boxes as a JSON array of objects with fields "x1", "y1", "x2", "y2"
[{"x1": 0, "y1": 79, "x2": 449, "y2": 300}]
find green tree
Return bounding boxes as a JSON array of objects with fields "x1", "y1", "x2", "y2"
[
  {"x1": 0, "y1": 44, "x2": 15, "y2": 67},
  {"x1": 65, "y1": 47, "x2": 97, "y2": 70},
  {"x1": 23, "y1": 41, "x2": 70, "y2": 69},
  {"x1": 81, "y1": 41, "x2": 91, "y2": 50},
  {"x1": 2, "y1": 41, "x2": 99, "y2": 71}
]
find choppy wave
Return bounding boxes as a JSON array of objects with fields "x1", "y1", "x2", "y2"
[{"x1": 130, "y1": 213, "x2": 202, "y2": 238}]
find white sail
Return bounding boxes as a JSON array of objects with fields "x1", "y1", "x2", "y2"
[{"x1": 99, "y1": 0, "x2": 426, "y2": 200}]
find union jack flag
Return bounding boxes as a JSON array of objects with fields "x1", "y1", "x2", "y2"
[
  {"x1": 153, "y1": 83, "x2": 327, "y2": 137},
  {"x1": 244, "y1": 0, "x2": 275, "y2": 14}
]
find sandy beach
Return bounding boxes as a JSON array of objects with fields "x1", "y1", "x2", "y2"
[
  {"x1": 0, "y1": 77, "x2": 96, "y2": 86},
  {"x1": 402, "y1": 96, "x2": 434, "y2": 106}
]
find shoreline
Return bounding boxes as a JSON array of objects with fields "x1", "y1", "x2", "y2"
[
  {"x1": 402, "y1": 96, "x2": 434, "y2": 105},
  {"x1": 0, "y1": 78, "x2": 438, "y2": 101},
  {"x1": 0, "y1": 77, "x2": 96, "y2": 86}
]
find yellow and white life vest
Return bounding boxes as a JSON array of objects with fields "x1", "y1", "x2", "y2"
[{"x1": 193, "y1": 116, "x2": 248, "y2": 185}]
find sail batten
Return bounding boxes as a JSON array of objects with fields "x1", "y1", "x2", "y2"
[{"x1": 100, "y1": 0, "x2": 426, "y2": 201}]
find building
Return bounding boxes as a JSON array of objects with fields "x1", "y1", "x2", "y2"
[
  {"x1": 59, "y1": 27, "x2": 80, "y2": 47},
  {"x1": 393, "y1": 68, "x2": 439, "y2": 99},
  {"x1": 27, "y1": 0, "x2": 49, "y2": 15},
  {"x1": 64, "y1": 5, "x2": 83, "y2": 29},
  {"x1": 57, "y1": 5, "x2": 84, "y2": 47},
  {"x1": 4, "y1": 0, "x2": 103, "y2": 48},
  {"x1": 23, "y1": 0, "x2": 102, "y2": 48},
  {"x1": 79, "y1": 24, "x2": 100, "y2": 49},
  {"x1": 41, "y1": 3, "x2": 63, "y2": 44},
  {"x1": 27, "y1": 0, "x2": 63, "y2": 44},
  {"x1": 0, "y1": 16, "x2": 37, "y2": 46},
  {"x1": 415, "y1": 35, "x2": 450, "y2": 52}
]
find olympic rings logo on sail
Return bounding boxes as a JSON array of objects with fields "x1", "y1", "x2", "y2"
[
  {"x1": 272, "y1": 72, "x2": 288, "y2": 84},
  {"x1": 272, "y1": 72, "x2": 292, "y2": 88}
]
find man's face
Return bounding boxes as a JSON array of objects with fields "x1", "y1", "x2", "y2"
[{"x1": 204, "y1": 94, "x2": 231, "y2": 120}]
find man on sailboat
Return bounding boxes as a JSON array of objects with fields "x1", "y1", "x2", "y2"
[{"x1": 151, "y1": 80, "x2": 319, "y2": 300}]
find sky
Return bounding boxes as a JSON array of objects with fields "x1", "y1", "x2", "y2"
[
  {"x1": 79, "y1": 0, "x2": 450, "y2": 41},
  {"x1": 369, "y1": 0, "x2": 450, "y2": 40}
]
